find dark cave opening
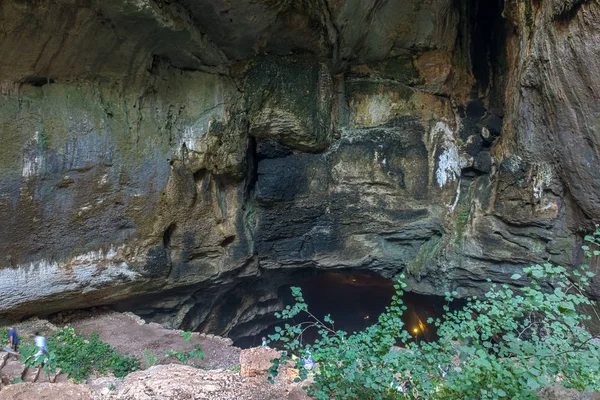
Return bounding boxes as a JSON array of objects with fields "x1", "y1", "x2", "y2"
[
  {"x1": 455, "y1": 0, "x2": 507, "y2": 104},
  {"x1": 233, "y1": 270, "x2": 455, "y2": 349}
]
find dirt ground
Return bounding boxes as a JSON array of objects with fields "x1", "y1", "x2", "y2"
[{"x1": 63, "y1": 311, "x2": 241, "y2": 371}]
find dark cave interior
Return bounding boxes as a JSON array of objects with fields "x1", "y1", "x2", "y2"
[{"x1": 233, "y1": 270, "x2": 456, "y2": 349}]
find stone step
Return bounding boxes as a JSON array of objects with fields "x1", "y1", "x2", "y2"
[
  {"x1": 0, "y1": 353, "x2": 8, "y2": 370},
  {"x1": 36, "y1": 369, "x2": 55, "y2": 383},
  {"x1": 53, "y1": 373, "x2": 69, "y2": 383},
  {"x1": 22, "y1": 367, "x2": 39, "y2": 382},
  {"x1": 0, "y1": 360, "x2": 26, "y2": 385}
]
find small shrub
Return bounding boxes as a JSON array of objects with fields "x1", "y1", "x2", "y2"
[{"x1": 144, "y1": 350, "x2": 158, "y2": 366}]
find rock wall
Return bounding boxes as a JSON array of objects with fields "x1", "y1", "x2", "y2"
[{"x1": 0, "y1": 0, "x2": 597, "y2": 338}]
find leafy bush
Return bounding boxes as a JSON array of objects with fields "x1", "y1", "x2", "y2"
[
  {"x1": 269, "y1": 227, "x2": 600, "y2": 399},
  {"x1": 20, "y1": 326, "x2": 140, "y2": 382}
]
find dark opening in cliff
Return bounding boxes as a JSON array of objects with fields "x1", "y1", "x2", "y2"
[{"x1": 232, "y1": 270, "x2": 453, "y2": 349}]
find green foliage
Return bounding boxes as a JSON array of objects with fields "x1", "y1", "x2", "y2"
[
  {"x1": 144, "y1": 350, "x2": 158, "y2": 367},
  {"x1": 181, "y1": 331, "x2": 194, "y2": 342},
  {"x1": 582, "y1": 224, "x2": 600, "y2": 259},
  {"x1": 406, "y1": 236, "x2": 441, "y2": 277},
  {"x1": 20, "y1": 326, "x2": 139, "y2": 382},
  {"x1": 162, "y1": 344, "x2": 205, "y2": 365},
  {"x1": 229, "y1": 364, "x2": 241, "y2": 372},
  {"x1": 0, "y1": 331, "x2": 8, "y2": 348},
  {"x1": 269, "y1": 229, "x2": 600, "y2": 399}
]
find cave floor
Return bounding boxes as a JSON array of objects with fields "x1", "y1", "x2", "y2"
[{"x1": 66, "y1": 311, "x2": 241, "y2": 370}]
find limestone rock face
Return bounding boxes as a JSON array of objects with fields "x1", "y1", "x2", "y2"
[
  {"x1": 0, "y1": 0, "x2": 597, "y2": 339},
  {"x1": 502, "y1": 0, "x2": 600, "y2": 221}
]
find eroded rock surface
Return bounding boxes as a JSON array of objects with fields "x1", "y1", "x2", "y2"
[
  {"x1": 113, "y1": 364, "x2": 309, "y2": 400},
  {"x1": 537, "y1": 384, "x2": 600, "y2": 400},
  {"x1": 0, "y1": 382, "x2": 93, "y2": 400},
  {"x1": 239, "y1": 347, "x2": 281, "y2": 377},
  {"x1": 0, "y1": 0, "x2": 597, "y2": 341}
]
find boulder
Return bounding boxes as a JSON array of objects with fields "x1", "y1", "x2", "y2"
[
  {"x1": 239, "y1": 347, "x2": 282, "y2": 377},
  {"x1": 0, "y1": 360, "x2": 25, "y2": 385},
  {"x1": 537, "y1": 384, "x2": 600, "y2": 400}
]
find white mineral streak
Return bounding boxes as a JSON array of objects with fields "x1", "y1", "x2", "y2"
[
  {"x1": 430, "y1": 121, "x2": 461, "y2": 188},
  {"x1": 180, "y1": 126, "x2": 201, "y2": 152},
  {"x1": 0, "y1": 246, "x2": 139, "y2": 311},
  {"x1": 532, "y1": 163, "x2": 553, "y2": 201},
  {"x1": 21, "y1": 131, "x2": 42, "y2": 178},
  {"x1": 448, "y1": 178, "x2": 461, "y2": 213},
  {"x1": 21, "y1": 155, "x2": 41, "y2": 178}
]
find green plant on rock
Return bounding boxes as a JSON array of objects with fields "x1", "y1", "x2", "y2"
[
  {"x1": 269, "y1": 228, "x2": 600, "y2": 399},
  {"x1": 20, "y1": 326, "x2": 139, "y2": 382},
  {"x1": 181, "y1": 331, "x2": 193, "y2": 341},
  {"x1": 406, "y1": 236, "x2": 441, "y2": 277},
  {"x1": 144, "y1": 350, "x2": 158, "y2": 366},
  {"x1": 163, "y1": 344, "x2": 205, "y2": 365},
  {"x1": 583, "y1": 224, "x2": 600, "y2": 259}
]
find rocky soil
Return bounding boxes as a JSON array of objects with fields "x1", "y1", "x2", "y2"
[
  {"x1": 0, "y1": 311, "x2": 309, "y2": 399},
  {"x1": 0, "y1": 364, "x2": 309, "y2": 400},
  {"x1": 64, "y1": 311, "x2": 240, "y2": 370}
]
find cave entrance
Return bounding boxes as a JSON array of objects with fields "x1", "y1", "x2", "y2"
[{"x1": 233, "y1": 270, "x2": 451, "y2": 348}]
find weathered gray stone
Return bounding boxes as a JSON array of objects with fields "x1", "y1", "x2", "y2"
[
  {"x1": 537, "y1": 384, "x2": 600, "y2": 400},
  {"x1": 0, "y1": 0, "x2": 596, "y2": 341},
  {"x1": 503, "y1": 0, "x2": 600, "y2": 222}
]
